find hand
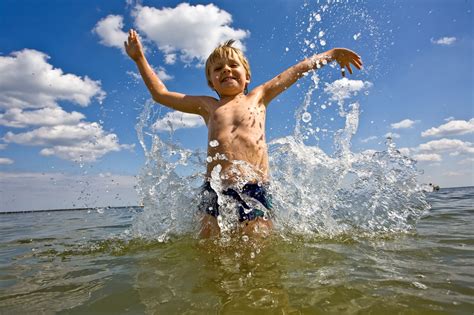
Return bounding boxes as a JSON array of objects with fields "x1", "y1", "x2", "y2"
[
  {"x1": 124, "y1": 29, "x2": 144, "y2": 61},
  {"x1": 329, "y1": 48, "x2": 362, "y2": 77},
  {"x1": 326, "y1": 48, "x2": 363, "y2": 77}
]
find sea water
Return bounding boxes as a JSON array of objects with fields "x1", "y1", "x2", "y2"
[
  {"x1": 1, "y1": 2, "x2": 473, "y2": 314},
  {"x1": 0, "y1": 188, "x2": 473, "y2": 314}
]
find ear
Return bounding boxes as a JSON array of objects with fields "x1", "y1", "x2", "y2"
[{"x1": 245, "y1": 74, "x2": 251, "y2": 85}]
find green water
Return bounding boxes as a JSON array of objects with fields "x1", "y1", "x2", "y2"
[{"x1": 1, "y1": 188, "x2": 473, "y2": 314}]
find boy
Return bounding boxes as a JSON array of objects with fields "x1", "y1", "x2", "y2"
[{"x1": 125, "y1": 29, "x2": 362, "y2": 237}]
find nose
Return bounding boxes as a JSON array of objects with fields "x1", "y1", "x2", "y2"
[{"x1": 222, "y1": 64, "x2": 231, "y2": 73}]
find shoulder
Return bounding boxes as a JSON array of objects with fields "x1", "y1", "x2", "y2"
[
  {"x1": 193, "y1": 95, "x2": 219, "y2": 119},
  {"x1": 247, "y1": 85, "x2": 269, "y2": 106}
]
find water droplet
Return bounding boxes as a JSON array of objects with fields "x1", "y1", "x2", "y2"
[
  {"x1": 209, "y1": 140, "x2": 219, "y2": 147},
  {"x1": 206, "y1": 156, "x2": 212, "y2": 163},
  {"x1": 320, "y1": 39, "x2": 326, "y2": 46},
  {"x1": 321, "y1": 104, "x2": 327, "y2": 109},
  {"x1": 302, "y1": 112, "x2": 312, "y2": 123},
  {"x1": 315, "y1": 14, "x2": 321, "y2": 22},
  {"x1": 242, "y1": 235, "x2": 249, "y2": 242},
  {"x1": 318, "y1": 30, "x2": 325, "y2": 38},
  {"x1": 353, "y1": 32, "x2": 361, "y2": 40},
  {"x1": 285, "y1": 47, "x2": 289, "y2": 52}
]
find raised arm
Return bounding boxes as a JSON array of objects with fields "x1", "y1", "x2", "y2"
[
  {"x1": 124, "y1": 29, "x2": 209, "y2": 116},
  {"x1": 258, "y1": 48, "x2": 362, "y2": 105}
]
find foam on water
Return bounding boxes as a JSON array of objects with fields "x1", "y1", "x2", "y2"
[{"x1": 131, "y1": 1, "x2": 429, "y2": 242}]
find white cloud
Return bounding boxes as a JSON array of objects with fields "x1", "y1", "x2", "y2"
[
  {"x1": 165, "y1": 53, "x2": 177, "y2": 65},
  {"x1": 418, "y1": 138, "x2": 474, "y2": 155},
  {"x1": 3, "y1": 122, "x2": 133, "y2": 162},
  {"x1": 155, "y1": 66, "x2": 173, "y2": 81},
  {"x1": 390, "y1": 119, "x2": 419, "y2": 129},
  {"x1": 324, "y1": 78, "x2": 373, "y2": 103},
  {"x1": 152, "y1": 111, "x2": 204, "y2": 131},
  {"x1": 126, "y1": 70, "x2": 142, "y2": 81},
  {"x1": 0, "y1": 107, "x2": 84, "y2": 128},
  {"x1": 93, "y1": 15, "x2": 129, "y2": 51},
  {"x1": 360, "y1": 136, "x2": 377, "y2": 143},
  {"x1": 0, "y1": 49, "x2": 106, "y2": 110},
  {"x1": 0, "y1": 49, "x2": 131, "y2": 162},
  {"x1": 132, "y1": 3, "x2": 250, "y2": 66},
  {"x1": 128, "y1": 67, "x2": 172, "y2": 82},
  {"x1": 431, "y1": 37, "x2": 456, "y2": 45},
  {"x1": 413, "y1": 153, "x2": 442, "y2": 162},
  {"x1": 384, "y1": 132, "x2": 400, "y2": 139},
  {"x1": 421, "y1": 118, "x2": 474, "y2": 137},
  {"x1": 0, "y1": 158, "x2": 13, "y2": 165},
  {"x1": 444, "y1": 116, "x2": 455, "y2": 122}
]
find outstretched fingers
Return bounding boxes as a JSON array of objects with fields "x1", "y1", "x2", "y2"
[
  {"x1": 351, "y1": 56, "x2": 363, "y2": 70},
  {"x1": 340, "y1": 51, "x2": 363, "y2": 77}
]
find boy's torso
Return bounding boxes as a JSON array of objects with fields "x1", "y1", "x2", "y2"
[{"x1": 202, "y1": 92, "x2": 269, "y2": 185}]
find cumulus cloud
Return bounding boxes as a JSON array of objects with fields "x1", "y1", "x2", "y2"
[
  {"x1": 390, "y1": 119, "x2": 419, "y2": 129},
  {"x1": 132, "y1": 3, "x2": 250, "y2": 66},
  {"x1": 0, "y1": 49, "x2": 132, "y2": 162},
  {"x1": 3, "y1": 123, "x2": 133, "y2": 162},
  {"x1": 413, "y1": 153, "x2": 442, "y2": 162},
  {"x1": 127, "y1": 66, "x2": 173, "y2": 82},
  {"x1": 0, "y1": 49, "x2": 106, "y2": 110},
  {"x1": 0, "y1": 107, "x2": 84, "y2": 128},
  {"x1": 0, "y1": 158, "x2": 14, "y2": 165},
  {"x1": 152, "y1": 111, "x2": 205, "y2": 131},
  {"x1": 93, "y1": 15, "x2": 129, "y2": 51},
  {"x1": 418, "y1": 138, "x2": 474, "y2": 155},
  {"x1": 421, "y1": 118, "x2": 474, "y2": 137},
  {"x1": 431, "y1": 37, "x2": 456, "y2": 45},
  {"x1": 324, "y1": 78, "x2": 373, "y2": 103}
]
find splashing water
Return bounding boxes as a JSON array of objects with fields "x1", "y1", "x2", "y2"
[{"x1": 131, "y1": 2, "x2": 429, "y2": 242}]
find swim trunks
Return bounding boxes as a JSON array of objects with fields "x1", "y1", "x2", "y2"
[{"x1": 198, "y1": 182, "x2": 272, "y2": 222}]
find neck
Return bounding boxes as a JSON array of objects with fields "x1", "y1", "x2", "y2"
[{"x1": 218, "y1": 91, "x2": 245, "y2": 102}]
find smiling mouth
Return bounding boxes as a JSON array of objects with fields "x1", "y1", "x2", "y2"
[{"x1": 221, "y1": 77, "x2": 236, "y2": 83}]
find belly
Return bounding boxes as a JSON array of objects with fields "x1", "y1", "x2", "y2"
[{"x1": 205, "y1": 134, "x2": 269, "y2": 184}]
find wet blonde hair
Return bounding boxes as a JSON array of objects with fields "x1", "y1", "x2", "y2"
[{"x1": 205, "y1": 39, "x2": 251, "y2": 89}]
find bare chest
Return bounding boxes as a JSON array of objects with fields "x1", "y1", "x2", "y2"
[{"x1": 209, "y1": 101, "x2": 266, "y2": 135}]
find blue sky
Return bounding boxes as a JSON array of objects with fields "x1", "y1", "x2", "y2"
[{"x1": 0, "y1": 0, "x2": 472, "y2": 211}]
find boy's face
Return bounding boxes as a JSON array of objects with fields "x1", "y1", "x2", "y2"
[{"x1": 209, "y1": 57, "x2": 250, "y2": 97}]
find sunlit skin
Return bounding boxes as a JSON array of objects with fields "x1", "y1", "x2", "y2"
[{"x1": 125, "y1": 29, "x2": 362, "y2": 238}]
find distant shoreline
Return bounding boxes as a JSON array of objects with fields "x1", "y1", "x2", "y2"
[
  {"x1": 0, "y1": 205, "x2": 144, "y2": 215},
  {"x1": 1, "y1": 186, "x2": 473, "y2": 214}
]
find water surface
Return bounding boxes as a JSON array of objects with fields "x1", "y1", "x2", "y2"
[{"x1": 0, "y1": 187, "x2": 473, "y2": 314}]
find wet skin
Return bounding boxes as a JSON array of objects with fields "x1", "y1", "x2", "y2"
[{"x1": 124, "y1": 29, "x2": 362, "y2": 237}]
